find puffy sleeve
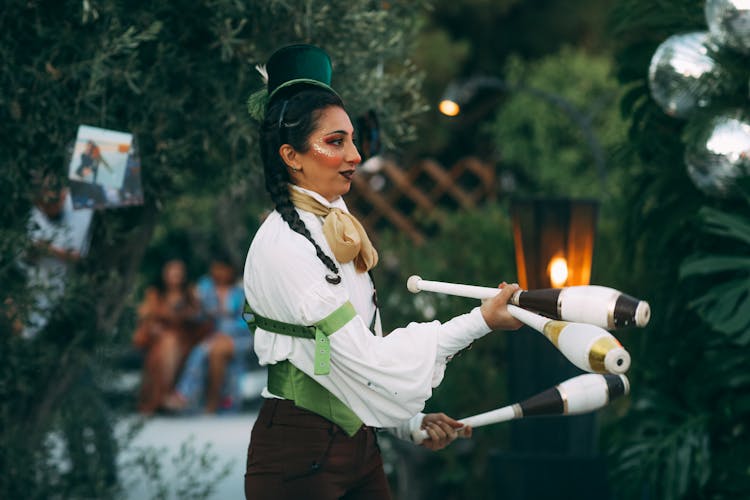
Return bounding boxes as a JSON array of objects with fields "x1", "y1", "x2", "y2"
[{"x1": 245, "y1": 213, "x2": 491, "y2": 428}]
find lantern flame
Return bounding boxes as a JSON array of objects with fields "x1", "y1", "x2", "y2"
[{"x1": 548, "y1": 256, "x2": 569, "y2": 288}]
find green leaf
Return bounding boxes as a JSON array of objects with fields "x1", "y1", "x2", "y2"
[
  {"x1": 688, "y1": 278, "x2": 750, "y2": 338},
  {"x1": 680, "y1": 256, "x2": 750, "y2": 278},
  {"x1": 699, "y1": 206, "x2": 750, "y2": 246}
]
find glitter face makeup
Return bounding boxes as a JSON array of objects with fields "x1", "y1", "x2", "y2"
[{"x1": 290, "y1": 106, "x2": 361, "y2": 201}]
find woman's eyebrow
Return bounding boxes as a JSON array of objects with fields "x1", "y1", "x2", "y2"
[{"x1": 323, "y1": 129, "x2": 351, "y2": 136}]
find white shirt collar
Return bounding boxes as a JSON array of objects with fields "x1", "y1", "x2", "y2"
[{"x1": 289, "y1": 184, "x2": 349, "y2": 212}]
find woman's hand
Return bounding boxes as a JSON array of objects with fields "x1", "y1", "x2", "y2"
[
  {"x1": 419, "y1": 413, "x2": 472, "y2": 451},
  {"x1": 479, "y1": 282, "x2": 523, "y2": 331}
]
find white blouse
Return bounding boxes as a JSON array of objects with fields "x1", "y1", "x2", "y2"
[{"x1": 244, "y1": 186, "x2": 492, "y2": 440}]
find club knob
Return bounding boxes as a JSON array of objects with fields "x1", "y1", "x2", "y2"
[
  {"x1": 635, "y1": 301, "x2": 651, "y2": 328},
  {"x1": 407, "y1": 275, "x2": 422, "y2": 294},
  {"x1": 604, "y1": 348, "x2": 631, "y2": 374}
]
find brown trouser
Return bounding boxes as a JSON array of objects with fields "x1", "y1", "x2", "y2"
[{"x1": 245, "y1": 399, "x2": 392, "y2": 500}]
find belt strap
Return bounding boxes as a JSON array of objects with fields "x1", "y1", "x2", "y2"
[{"x1": 243, "y1": 301, "x2": 356, "y2": 375}]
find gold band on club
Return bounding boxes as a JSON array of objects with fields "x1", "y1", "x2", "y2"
[
  {"x1": 588, "y1": 337, "x2": 622, "y2": 373},
  {"x1": 542, "y1": 320, "x2": 568, "y2": 346}
]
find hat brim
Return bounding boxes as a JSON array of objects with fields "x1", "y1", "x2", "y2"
[
  {"x1": 265, "y1": 44, "x2": 338, "y2": 101},
  {"x1": 268, "y1": 78, "x2": 340, "y2": 102}
]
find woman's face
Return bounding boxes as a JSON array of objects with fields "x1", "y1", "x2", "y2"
[
  {"x1": 162, "y1": 260, "x2": 186, "y2": 289},
  {"x1": 285, "y1": 106, "x2": 362, "y2": 202},
  {"x1": 210, "y1": 261, "x2": 235, "y2": 285}
]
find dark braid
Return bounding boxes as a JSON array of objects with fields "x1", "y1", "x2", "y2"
[{"x1": 259, "y1": 87, "x2": 345, "y2": 281}]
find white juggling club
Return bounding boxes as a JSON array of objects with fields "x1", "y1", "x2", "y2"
[
  {"x1": 412, "y1": 373, "x2": 630, "y2": 444},
  {"x1": 406, "y1": 276, "x2": 650, "y2": 329},
  {"x1": 407, "y1": 276, "x2": 631, "y2": 374}
]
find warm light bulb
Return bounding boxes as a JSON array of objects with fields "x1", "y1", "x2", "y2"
[
  {"x1": 548, "y1": 256, "x2": 569, "y2": 288},
  {"x1": 439, "y1": 99, "x2": 460, "y2": 117}
]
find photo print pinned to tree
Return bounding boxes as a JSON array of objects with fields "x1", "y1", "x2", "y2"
[{"x1": 67, "y1": 125, "x2": 144, "y2": 209}]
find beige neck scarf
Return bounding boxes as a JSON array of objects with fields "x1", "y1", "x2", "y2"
[{"x1": 289, "y1": 188, "x2": 378, "y2": 273}]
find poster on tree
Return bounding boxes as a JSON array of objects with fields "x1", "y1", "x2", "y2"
[{"x1": 67, "y1": 124, "x2": 144, "y2": 209}]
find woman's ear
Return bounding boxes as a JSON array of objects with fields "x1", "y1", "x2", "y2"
[{"x1": 278, "y1": 144, "x2": 302, "y2": 171}]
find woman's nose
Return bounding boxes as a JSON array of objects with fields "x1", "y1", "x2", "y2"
[{"x1": 347, "y1": 140, "x2": 362, "y2": 165}]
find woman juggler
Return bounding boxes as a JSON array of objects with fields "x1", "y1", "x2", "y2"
[{"x1": 242, "y1": 44, "x2": 521, "y2": 499}]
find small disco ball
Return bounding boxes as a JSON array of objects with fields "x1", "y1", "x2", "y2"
[
  {"x1": 685, "y1": 110, "x2": 750, "y2": 197},
  {"x1": 706, "y1": 0, "x2": 750, "y2": 54},
  {"x1": 648, "y1": 32, "x2": 727, "y2": 118}
]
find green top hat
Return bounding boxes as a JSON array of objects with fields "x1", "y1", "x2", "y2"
[
  {"x1": 247, "y1": 43, "x2": 339, "y2": 121},
  {"x1": 266, "y1": 44, "x2": 338, "y2": 101}
]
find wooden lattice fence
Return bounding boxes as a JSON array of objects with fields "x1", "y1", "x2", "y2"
[{"x1": 347, "y1": 156, "x2": 497, "y2": 244}]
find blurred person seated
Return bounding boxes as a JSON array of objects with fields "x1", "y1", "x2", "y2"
[
  {"x1": 22, "y1": 174, "x2": 93, "y2": 339},
  {"x1": 163, "y1": 253, "x2": 256, "y2": 414},
  {"x1": 132, "y1": 259, "x2": 209, "y2": 415}
]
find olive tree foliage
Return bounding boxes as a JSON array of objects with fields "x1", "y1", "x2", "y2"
[
  {"x1": 0, "y1": 1, "x2": 428, "y2": 497},
  {"x1": 145, "y1": 0, "x2": 432, "y2": 274}
]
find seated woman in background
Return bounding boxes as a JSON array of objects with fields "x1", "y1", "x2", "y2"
[
  {"x1": 132, "y1": 259, "x2": 208, "y2": 414},
  {"x1": 164, "y1": 254, "x2": 254, "y2": 413}
]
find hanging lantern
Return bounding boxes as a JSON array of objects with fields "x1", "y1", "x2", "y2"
[
  {"x1": 510, "y1": 199, "x2": 599, "y2": 290},
  {"x1": 648, "y1": 32, "x2": 727, "y2": 118},
  {"x1": 706, "y1": 0, "x2": 750, "y2": 54},
  {"x1": 505, "y1": 198, "x2": 603, "y2": 479}
]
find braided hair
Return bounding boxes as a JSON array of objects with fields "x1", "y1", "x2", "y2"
[{"x1": 260, "y1": 87, "x2": 345, "y2": 283}]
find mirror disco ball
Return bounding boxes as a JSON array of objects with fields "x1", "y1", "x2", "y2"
[
  {"x1": 648, "y1": 32, "x2": 726, "y2": 118},
  {"x1": 685, "y1": 110, "x2": 750, "y2": 197},
  {"x1": 706, "y1": 0, "x2": 750, "y2": 54}
]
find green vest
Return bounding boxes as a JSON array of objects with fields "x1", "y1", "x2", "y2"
[{"x1": 244, "y1": 301, "x2": 364, "y2": 436}]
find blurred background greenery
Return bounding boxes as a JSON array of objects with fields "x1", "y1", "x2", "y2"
[{"x1": 1, "y1": 0, "x2": 749, "y2": 498}]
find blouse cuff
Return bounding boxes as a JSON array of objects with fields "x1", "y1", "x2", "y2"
[{"x1": 388, "y1": 412, "x2": 426, "y2": 443}]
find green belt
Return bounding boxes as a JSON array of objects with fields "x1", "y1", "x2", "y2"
[
  {"x1": 267, "y1": 360, "x2": 363, "y2": 436},
  {"x1": 243, "y1": 301, "x2": 364, "y2": 436}
]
